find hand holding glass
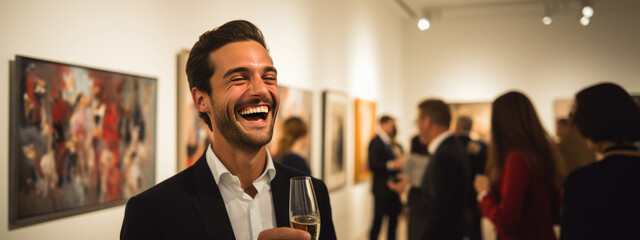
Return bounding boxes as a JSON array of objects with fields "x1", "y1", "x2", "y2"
[{"x1": 289, "y1": 176, "x2": 320, "y2": 240}]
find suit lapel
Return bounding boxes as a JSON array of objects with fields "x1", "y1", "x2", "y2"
[
  {"x1": 271, "y1": 163, "x2": 291, "y2": 227},
  {"x1": 190, "y1": 154, "x2": 236, "y2": 240}
]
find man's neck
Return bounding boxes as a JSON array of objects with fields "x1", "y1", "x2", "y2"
[
  {"x1": 427, "y1": 127, "x2": 450, "y2": 154},
  {"x1": 378, "y1": 130, "x2": 393, "y2": 145},
  {"x1": 211, "y1": 138, "x2": 267, "y2": 192},
  {"x1": 428, "y1": 128, "x2": 448, "y2": 143}
]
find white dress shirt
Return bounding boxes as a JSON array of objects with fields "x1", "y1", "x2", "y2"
[
  {"x1": 206, "y1": 145, "x2": 277, "y2": 240},
  {"x1": 378, "y1": 130, "x2": 402, "y2": 170}
]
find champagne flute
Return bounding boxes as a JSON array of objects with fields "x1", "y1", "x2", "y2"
[{"x1": 289, "y1": 176, "x2": 321, "y2": 240}]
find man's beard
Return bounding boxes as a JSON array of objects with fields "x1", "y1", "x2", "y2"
[{"x1": 211, "y1": 97, "x2": 277, "y2": 152}]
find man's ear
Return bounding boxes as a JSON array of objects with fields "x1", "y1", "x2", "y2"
[
  {"x1": 421, "y1": 116, "x2": 432, "y2": 129},
  {"x1": 191, "y1": 87, "x2": 210, "y2": 113}
]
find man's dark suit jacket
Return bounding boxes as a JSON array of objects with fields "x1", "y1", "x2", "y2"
[
  {"x1": 414, "y1": 135, "x2": 473, "y2": 240},
  {"x1": 368, "y1": 135, "x2": 401, "y2": 195},
  {"x1": 456, "y1": 134, "x2": 488, "y2": 176},
  {"x1": 120, "y1": 152, "x2": 337, "y2": 240},
  {"x1": 455, "y1": 134, "x2": 487, "y2": 240}
]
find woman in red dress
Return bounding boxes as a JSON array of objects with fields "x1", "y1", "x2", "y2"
[{"x1": 474, "y1": 91, "x2": 565, "y2": 240}]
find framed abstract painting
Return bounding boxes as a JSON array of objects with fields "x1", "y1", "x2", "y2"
[{"x1": 9, "y1": 55, "x2": 157, "y2": 228}]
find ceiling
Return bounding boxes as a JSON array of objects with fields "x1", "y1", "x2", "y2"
[
  {"x1": 397, "y1": 0, "x2": 577, "y2": 17},
  {"x1": 407, "y1": 0, "x2": 559, "y2": 9}
]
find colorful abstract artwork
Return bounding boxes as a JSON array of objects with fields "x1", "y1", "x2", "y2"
[{"x1": 9, "y1": 56, "x2": 157, "y2": 228}]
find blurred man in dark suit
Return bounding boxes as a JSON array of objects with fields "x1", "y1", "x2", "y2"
[
  {"x1": 368, "y1": 115, "x2": 405, "y2": 240},
  {"x1": 414, "y1": 100, "x2": 473, "y2": 240}
]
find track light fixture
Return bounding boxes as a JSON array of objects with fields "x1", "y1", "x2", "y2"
[
  {"x1": 418, "y1": 17, "x2": 430, "y2": 31},
  {"x1": 582, "y1": 5, "x2": 594, "y2": 18},
  {"x1": 580, "y1": 2, "x2": 593, "y2": 26},
  {"x1": 542, "y1": 5, "x2": 553, "y2": 26},
  {"x1": 580, "y1": 16, "x2": 590, "y2": 26}
]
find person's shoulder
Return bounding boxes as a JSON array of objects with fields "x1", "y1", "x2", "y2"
[
  {"x1": 565, "y1": 160, "x2": 601, "y2": 186},
  {"x1": 275, "y1": 161, "x2": 310, "y2": 178},
  {"x1": 132, "y1": 165, "x2": 197, "y2": 202},
  {"x1": 369, "y1": 135, "x2": 382, "y2": 144},
  {"x1": 282, "y1": 152, "x2": 304, "y2": 162},
  {"x1": 568, "y1": 154, "x2": 640, "y2": 181},
  {"x1": 436, "y1": 136, "x2": 467, "y2": 157},
  {"x1": 441, "y1": 135, "x2": 463, "y2": 148}
]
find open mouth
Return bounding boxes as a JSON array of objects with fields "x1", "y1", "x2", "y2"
[{"x1": 238, "y1": 105, "x2": 269, "y2": 122}]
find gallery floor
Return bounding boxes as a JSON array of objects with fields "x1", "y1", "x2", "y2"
[{"x1": 355, "y1": 215, "x2": 499, "y2": 240}]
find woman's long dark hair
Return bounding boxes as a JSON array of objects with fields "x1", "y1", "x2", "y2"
[{"x1": 486, "y1": 91, "x2": 565, "y2": 189}]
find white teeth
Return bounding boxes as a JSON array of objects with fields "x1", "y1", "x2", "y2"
[{"x1": 240, "y1": 106, "x2": 269, "y2": 115}]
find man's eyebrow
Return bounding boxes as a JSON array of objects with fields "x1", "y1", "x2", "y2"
[
  {"x1": 223, "y1": 67, "x2": 249, "y2": 78},
  {"x1": 222, "y1": 66, "x2": 277, "y2": 78},
  {"x1": 264, "y1": 66, "x2": 277, "y2": 74}
]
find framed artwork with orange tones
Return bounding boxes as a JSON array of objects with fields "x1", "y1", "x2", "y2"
[
  {"x1": 354, "y1": 99, "x2": 376, "y2": 182},
  {"x1": 176, "y1": 49, "x2": 213, "y2": 172},
  {"x1": 9, "y1": 55, "x2": 157, "y2": 229}
]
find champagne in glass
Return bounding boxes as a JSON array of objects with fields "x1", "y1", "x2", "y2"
[{"x1": 289, "y1": 176, "x2": 321, "y2": 240}]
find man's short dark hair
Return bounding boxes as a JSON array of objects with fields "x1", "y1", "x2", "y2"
[
  {"x1": 380, "y1": 115, "x2": 394, "y2": 125},
  {"x1": 418, "y1": 99, "x2": 451, "y2": 128},
  {"x1": 185, "y1": 20, "x2": 268, "y2": 130},
  {"x1": 573, "y1": 82, "x2": 640, "y2": 143},
  {"x1": 456, "y1": 116, "x2": 473, "y2": 131}
]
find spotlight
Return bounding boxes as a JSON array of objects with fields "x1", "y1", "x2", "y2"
[
  {"x1": 542, "y1": 16, "x2": 552, "y2": 25},
  {"x1": 582, "y1": 6, "x2": 594, "y2": 17},
  {"x1": 580, "y1": 16, "x2": 590, "y2": 26},
  {"x1": 418, "y1": 18, "x2": 430, "y2": 31}
]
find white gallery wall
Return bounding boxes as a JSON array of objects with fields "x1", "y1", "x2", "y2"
[
  {"x1": 0, "y1": 0, "x2": 404, "y2": 239},
  {"x1": 399, "y1": 0, "x2": 640, "y2": 143}
]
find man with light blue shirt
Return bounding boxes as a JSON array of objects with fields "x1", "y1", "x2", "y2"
[{"x1": 121, "y1": 20, "x2": 336, "y2": 240}]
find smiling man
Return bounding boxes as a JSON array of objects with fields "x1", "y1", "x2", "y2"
[{"x1": 120, "y1": 20, "x2": 336, "y2": 240}]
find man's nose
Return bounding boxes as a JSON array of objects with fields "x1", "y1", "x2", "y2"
[{"x1": 248, "y1": 75, "x2": 269, "y2": 97}]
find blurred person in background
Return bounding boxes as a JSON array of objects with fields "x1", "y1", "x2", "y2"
[
  {"x1": 413, "y1": 99, "x2": 473, "y2": 240},
  {"x1": 274, "y1": 117, "x2": 311, "y2": 175},
  {"x1": 474, "y1": 91, "x2": 565, "y2": 240},
  {"x1": 368, "y1": 115, "x2": 405, "y2": 240},
  {"x1": 561, "y1": 83, "x2": 640, "y2": 240},
  {"x1": 454, "y1": 116, "x2": 487, "y2": 240}
]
